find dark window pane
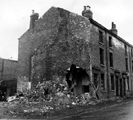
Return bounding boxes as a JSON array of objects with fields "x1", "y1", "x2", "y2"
[
  {"x1": 99, "y1": 31, "x2": 103, "y2": 43},
  {"x1": 101, "y1": 73, "x2": 105, "y2": 90},
  {"x1": 111, "y1": 74, "x2": 115, "y2": 90},
  {"x1": 109, "y1": 52, "x2": 113, "y2": 67},
  {"x1": 100, "y1": 48, "x2": 104, "y2": 65},
  {"x1": 125, "y1": 45, "x2": 127, "y2": 55},
  {"x1": 132, "y1": 60, "x2": 133, "y2": 72},
  {"x1": 109, "y1": 36, "x2": 112, "y2": 47},
  {"x1": 125, "y1": 58, "x2": 128, "y2": 71}
]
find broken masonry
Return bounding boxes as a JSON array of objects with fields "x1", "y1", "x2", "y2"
[{"x1": 65, "y1": 64, "x2": 100, "y2": 99}]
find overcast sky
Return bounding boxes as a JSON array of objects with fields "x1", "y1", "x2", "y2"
[{"x1": 0, "y1": 0, "x2": 133, "y2": 60}]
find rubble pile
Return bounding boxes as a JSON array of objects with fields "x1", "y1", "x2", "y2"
[{"x1": 6, "y1": 78, "x2": 99, "y2": 117}]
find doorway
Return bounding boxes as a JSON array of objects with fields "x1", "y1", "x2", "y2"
[
  {"x1": 65, "y1": 64, "x2": 90, "y2": 94},
  {"x1": 116, "y1": 76, "x2": 119, "y2": 96}
]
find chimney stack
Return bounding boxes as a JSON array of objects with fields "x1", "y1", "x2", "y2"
[
  {"x1": 82, "y1": 5, "x2": 93, "y2": 19},
  {"x1": 110, "y1": 22, "x2": 118, "y2": 35},
  {"x1": 30, "y1": 10, "x2": 39, "y2": 29}
]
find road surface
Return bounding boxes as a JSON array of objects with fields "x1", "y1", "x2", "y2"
[{"x1": 54, "y1": 99, "x2": 133, "y2": 120}]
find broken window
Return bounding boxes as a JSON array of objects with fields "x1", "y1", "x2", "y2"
[
  {"x1": 109, "y1": 52, "x2": 113, "y2": 67},
  {"x1": 100, "y1": 48, "x2": 104, "y2": 65},
  {"x1": 125, "y1": 58, "x2": 128, "y2": 71},
  {"x1": 100, "y1": 73, "x2": 105, "y2": 90},
  {"x1": 111, "y1": 74, "x2": 115, "y2": 90},
  {"x1": 99, "y1": 30, "x2": 103, "y2": 43},
  {"x1": 109, "y1": 36, "x2": 112, "y2": 47}
]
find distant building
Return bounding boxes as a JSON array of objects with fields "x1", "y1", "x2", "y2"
[
  {"x1": 18, "y1": 6, "x2": 133, "y2": 99},
  {"x1": 0, "y1": 58, "x2": 17, "y2": 100}
]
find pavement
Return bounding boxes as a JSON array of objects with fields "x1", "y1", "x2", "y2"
[
  {"x1": 53, "y1": 98, "x2": 133, "y2": 120},
  {"x1": 47, "y1": 97, "x2": 132, "y2": 120},
  {"x1": 0, "y1": 97, "x2": 132, "y2": 119}
]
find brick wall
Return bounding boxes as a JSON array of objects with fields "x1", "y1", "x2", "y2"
[
  {"x1": 90, "y1": 24, "x2": 108, "y2": 99},
  {"x1": 18, "y1": 6, "x2": 133, "y2": 98},
  {"x1": 3, "y1": 59, "x2": 18, "y2": 81},
  {"x1": 18, "y1": 7, "x2": 92, "y2": 90}
]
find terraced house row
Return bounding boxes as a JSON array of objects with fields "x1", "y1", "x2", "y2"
[{"x1": 18, "y1": 6, "x2": 133, "y2": 100}]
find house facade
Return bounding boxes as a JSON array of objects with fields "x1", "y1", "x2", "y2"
[
  {"x1": 18, "y1": 6, "x2": 133, "y2": 99},
  {"x1": 0, "y1": 58, "x2": 18, "y2": 100}
]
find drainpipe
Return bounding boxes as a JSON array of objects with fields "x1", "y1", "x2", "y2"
[{"x1": 105, "y1": 32, "x2": 110, "y2": 99}]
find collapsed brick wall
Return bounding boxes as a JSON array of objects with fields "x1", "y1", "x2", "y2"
[{"x1": 18, "y1": 7, "x2": 91, "y2": 91}]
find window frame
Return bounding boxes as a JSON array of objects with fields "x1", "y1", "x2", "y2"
[
  {"x1": 110, "y1": 74, "x2": 115, "y2": 91},
  {"x1": 109, "y1": 36, "x2": 112, "y2": 48},
  {"x1": 125, "y1": 45, "x2": 128, "y2": 56},
  {"x1": 127, "y1": 77, "x2": 130, "y2": 91},
  {"x1": 132, "y1": 60, "x2": 133, "y2": 72},
  {"x1": 99, "y1": 48, "x2": 104, "y2": 65},
  {"x1": 109, "y1": 52, "x2": 113, "y2": 68},
  {"x1": 125, "y1": 57, "x2": 128, "y2": 71},
  {"x1": 131, "y1": 48, "x2": 133, "y2": 57},
  {"x1": 100, "y1": 73, "x2": 105, "y2": 90},
  {"x1": 99, "y1": 30, "x2": 104, "y2": 43}
]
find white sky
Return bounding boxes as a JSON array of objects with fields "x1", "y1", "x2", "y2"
[{"x1": 0, "y1": 0, "x2": 133, "y2": 60}]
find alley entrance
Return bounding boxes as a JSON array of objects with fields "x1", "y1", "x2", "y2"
[{"x1": 0, "y1": 80, "x2": 17, "y2": 101}]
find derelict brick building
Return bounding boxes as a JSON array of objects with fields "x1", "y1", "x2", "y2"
[
  {"x1": 0, "y1": 58, "x2": 17, "y2": 100},
  {"x1": 18, "y1": 6, "x2": 133, "y2": 99}
]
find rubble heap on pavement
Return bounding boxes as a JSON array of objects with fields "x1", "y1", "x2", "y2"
[{"x1": 7, "y1": 75, "x2": 101, "y2": 117}]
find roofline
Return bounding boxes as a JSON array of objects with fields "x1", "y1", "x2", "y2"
[
  {"x1": 2, "y1": 58, "x2": 18, "y2": 62},
  {"x1": 90, "y1": 19, "x2": 133, "y2": 48}
]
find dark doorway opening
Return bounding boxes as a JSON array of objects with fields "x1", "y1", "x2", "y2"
[
  {"x1": 82, "y1": 85, "x2": 90, "y2": 93},
  {"x1": 120, "y1": 78, "x2": 123, "y2": 97},
  {"x1": 116, "y1": 76, "x2": 119, "y2": 96},
  {"x1": 65, "y1": 64, "x2": 90, "y2": 94}
]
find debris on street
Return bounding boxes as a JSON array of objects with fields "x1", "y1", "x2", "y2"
[{"x1": 5, "y1": 75, "x2": 101, "y2": 119}]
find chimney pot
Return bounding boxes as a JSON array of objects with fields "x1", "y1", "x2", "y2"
[
  {"x1": 84, "y1": 6, "x2": 86, "y2": 11},
  {"x1": 82, "y1": 5, "x2": 93, "y2": 19},
  {"x1": 30, "y1": 10, "x2": 39, "y2": 29},
  {"x1": 32, "y1": 10, "x2": 35, "y2": 14},
  {"x1": 87, "y1": 5, "x2": 91, "y2": 10},
  {"x1": 110, "y1": 22, "x2": 117, "y2": 35}
]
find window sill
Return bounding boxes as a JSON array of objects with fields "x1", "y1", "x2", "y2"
[
  {"x1": 109, "y1": 47, "x2": 113, "y2": 50},
  {"x1": 100, "y1": 64, "x2": 105, "y2": 67},
  {"x1": 110, "y1": 90, "x2": 115, "y2": 92},
  {"x1": 110, "y1": 67, "x2": 114, "y2": 70},
  {"x1": 99, "y1": 42, "x2": 104, "y2": 45}
]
